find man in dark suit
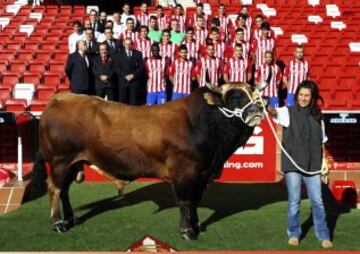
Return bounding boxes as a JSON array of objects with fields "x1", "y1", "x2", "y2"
[
  {"x1": 90, "y1": 9, "x2": 105, "y2": 33},
  {"x1": 92, "y1": 43, "x2": 116, "y2": 101},
  {"x1": 115, "y1": 37, "x2": 145, "y2": 105},
  {"x1": 104, "y1": 27, "x2": 123, "y2": 58},
  {"x1": 65, "y1": 40, "x2": 92, "y2": 94},
  {"x1": 84, "y1": 27, "x2": 99, "y2": 59}
]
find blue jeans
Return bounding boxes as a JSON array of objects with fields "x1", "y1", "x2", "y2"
[
  {"x1": 269, "y1": 96, "x2": 279, "y2": 107},
  {"x1": 287, "y1": 93, "x2": 295, "y2": 106},
  {"x1": 171, "y1": 92, "x2": 188, "y2": 101},
  {"x1": 146, "y1": 91, "x2": 166, "y2": 105},
  {"x1": 284, "y1": 172, "x2": 330, "y2": 241}
]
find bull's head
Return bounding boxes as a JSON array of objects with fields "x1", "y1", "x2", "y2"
[{"x1": 204, "y1": 82, "x2": 266, "y2": 127}]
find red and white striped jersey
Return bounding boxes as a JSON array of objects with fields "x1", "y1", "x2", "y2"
[
  {"x1": 182, "y1": 40, "x2": 200, "y2": 60},
  {"x1": 255, "y1": 63, "x2": 282, "y2": 97},
  {"x1": 190, "y1": 13, "x2": 208, "y2": 27},
  {"x1": 224, "y1": 57, "x2": 248, "y2": 82},
  {"x1": 213, "y1": 41, "x2": 226, "y2": 59},
  {"x1": 251, "y1": 28, "x2": 276, "y2": 42},
  {"x1": 245, "y1": 16, "x2": 252, "y2": 31},
  {"x1": 159, "y1": 42, "x2": 177, "y2": 62},
  {"x1": 194, "y1": 28, "x2": 208, "y2": 45},
  {"x1": 172, "y1": 15, "x2": 186, "y2": 33},
  {"x1": 169, "y1": 59, "x2": 195, "y2": 94},
  {"x1": 252, "y1": 36, "x2": 276, "y2": 67},
  {"x1": 120, "y1": 30, "x2": 139, "y2": 42},
  {"x1": 197, "y1": 57, "x2": 222, "y2": 87},
  {"x1": 284, "y1": 59, "x2": 310, "y2": 94},
  {"x1": 145, "y1": 57, "x2": 169, "y2": 92},
  {"x1": 157, "y1": 14, "x2": 169, "y2": 30},
  {"x1": 136, "y1": 13, "x2": 149, "y2": 27},
  {"x1": 135, "y1": 37, "x2": 153, "y2": 59},
  {"x1": 231, "y1": 25, "x2": 251, "y2": 42},
  {"x1": 225, "y1": 40, "x2": 250, "y2": 60}
]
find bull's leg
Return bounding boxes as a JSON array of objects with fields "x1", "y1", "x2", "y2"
[
  {"x1": 48, "y1": 177, "x2": 66, "y2": 233},
  {"x1": 48, "y1": 162, "x2": 75, "y2": 233},
  {"x1": 172, "y1": 181, "x2": 199, "y2": 240}
]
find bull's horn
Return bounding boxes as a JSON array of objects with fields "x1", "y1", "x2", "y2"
[{"x1": 206, "y1": 83, "x2": 222, "y2": 94}]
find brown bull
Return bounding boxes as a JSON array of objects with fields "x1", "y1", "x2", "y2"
[{"x1": 33, "y1": 83, "x2": 265, "y2": 240}]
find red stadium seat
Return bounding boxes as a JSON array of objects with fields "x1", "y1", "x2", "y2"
[
  {"x1": 28, "y1": 99, "x2": 48, "y2": 111},
  {"x1": 35, "y1": 51, "x2": 53, "y2": 62},
  {"x1": 44, "y1": 35, "x2": 61, "y2": 42},
  {"x1": 0, "y1": 50, "x2": 16, "y2": 61},
  {"x1": 53, "y1": 51, "x2": 68, "y2": 62},
  {"x1": 41, "y1": 42, "x2": 57, "y2": 51},
  {"x1": 23, "y1": 72, "x2": 42, "y2": 85},
  {"x1": 13, "y1": 32, "x2": 28, "y2": 42},
  {"x1": 58, "y1": 42, "x2": 68, "y2": 51},
  {"x1": 59, "y1": 5, "x2": 72, "y2": 15},
  {"x1": 23, "y1": 42, "x2": 40, "y2": 51},
  {"x1": 4, "y1": 98, "x2": 27, "y2": 112},
  {"x1": 0, "y1": 61, "x2": 8, "y2": 72},
  {"x1": 28, "y1": 61, "x2": 47, "y2": 73},
  {"x1": 1, "y1": 71, "x2": 20, "y2": 85},
  {"x1": 43, "y1": 72, "x2": 62, "y2": 86},
  {"x1": 37, "y1": 86, "x2": 57, "y2": 100},
  {"x1": 49, "y1": 61, "x2": 64, "y2": 74},
  {"x1": 0, "y1": 88, "x2": 11, "y2": 100},
  {"x1": 9, "y1": 60, "x2": 28, "y2": 73},
  {"x1": 17, "y1": 50, "x2": 34, "y2": 61},
  {"x1": 46, "y1": 5, "x2": 59, "y2": 15},
  {"x1": 73, "y1": 6, "x2": 85, "y2": 15}
]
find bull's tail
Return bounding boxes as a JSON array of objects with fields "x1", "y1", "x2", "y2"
[{"x1": 29, "y1": 151, "x2": 48, "y2": 199}]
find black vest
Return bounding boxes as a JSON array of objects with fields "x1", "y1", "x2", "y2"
[{"x1": 281, "y1": 106, "x2": 323, "y2": 173}]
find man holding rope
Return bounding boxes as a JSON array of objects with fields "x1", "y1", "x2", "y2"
[{"x1": 264, "y1": 80, "x2": 333, "y2": 249}]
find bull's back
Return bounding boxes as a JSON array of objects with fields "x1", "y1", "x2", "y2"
[{"x1": 40, "y1": 94, "x2": 194, "y2": 176}]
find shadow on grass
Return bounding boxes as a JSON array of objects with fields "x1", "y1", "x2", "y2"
[
  {"x1": 74, "y1": 181, "x2": 352, "y2": 241},
  {"x1": 300, "y1": 183, "x2": 352, "y2": 241},
  {"x1": 76, "y1": 182, "x2": 288, "y2": 232}
]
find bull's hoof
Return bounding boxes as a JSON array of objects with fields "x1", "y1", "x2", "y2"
[
  {"x1": 52, "y1": 221, "x2": 67, "y2": 233},
  {"x1": 181, "y1": 228, "x2": 198, "y2": 241}
]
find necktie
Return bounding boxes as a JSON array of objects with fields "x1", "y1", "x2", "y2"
[
  {"x1": 102, "y1": 57, "x2": 106, "y2": 64},
  {"x1": 127, "y1": 51, "x2": 132, "y2": 61},
  {"x1": 110, "y1": 41, "x2": 114, "y2": 50}
]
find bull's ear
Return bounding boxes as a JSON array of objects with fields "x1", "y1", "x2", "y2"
[{"x1": 203, "y1": 92, "x2": 222, "y2": 105}]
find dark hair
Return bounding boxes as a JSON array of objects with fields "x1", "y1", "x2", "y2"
[
  {"x1": 235, "y1": 27, "x2": 244, "y2": 33},
  {"x1": 151, "y1": 42, "x2": 160, "y2": 50},
  {"x1": 210, "y1": 27, "x2": 219, "y2": 33},
  {"x1": 255, "y1": 14, "x2": 263, "y2": 20},
  {"x1": 261, "y1": 21, "x2": 271, "y2": 30},
  {"x1": 150, "y1": 15, "x2": 157, "y2": 21},
  {"x1": 196, "y1": 3, "x2": 203, "y2": 8},
  {"x1": 156, "y1": 5, "x2": 163, "y2": 9},
  {"x1": 234, "y1": 43, "x2": 243, "y2": 49},
  {"x1": 162, "y1": 29, "x2": 170, "y2": 35},
  {"x1": 126, "y1": 17, "x2": 134, "y2": 23},
  {"x1": 179, "y1": 44, "x2": 187, "y2": 51},
  {"x1": 294, "y1": 80, "x2": 324, "y2": 122},
  {"x1": 186, "y1": 27, "x2": 194, "y2": 33},
  {"x1": 237, "y1": 13, "x2": 247, "y2": 21},
  {"x1": 211, "y1": 17, "x2": 220, "y2": 27},
  {"x1": 140, "y1": 25, "x2": 149, "y2": 31},
  {"x1": 73, "y1": 21, "x2": 82, "y2": 26},
  {"x1": 99, "y1": 42, "x2": 108, "y2": 50}
]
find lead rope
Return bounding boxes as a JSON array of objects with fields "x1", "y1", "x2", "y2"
[{"x1": 254, "y1": 89, "x2": 323, "y2": 176}]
